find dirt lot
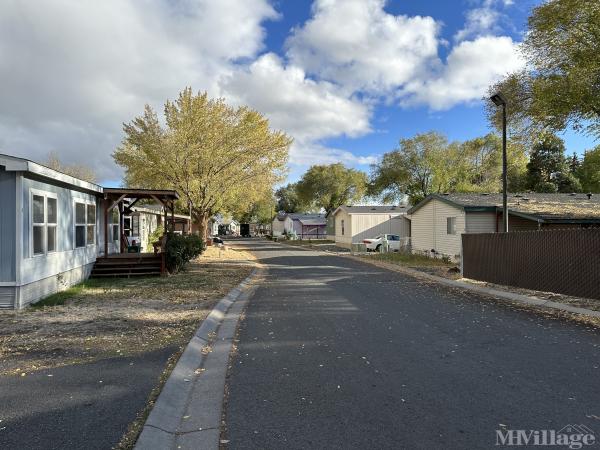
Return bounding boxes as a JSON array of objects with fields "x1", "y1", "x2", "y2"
[{"x1": 0, "y1": 245, "x2": 255, "y2": 377}]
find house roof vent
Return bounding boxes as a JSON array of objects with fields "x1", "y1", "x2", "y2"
[
  {"x1": 481, "y1": 193, "x2": 490, "y2": 196},
  {"x1": 442, "y1": 192, "x2": 449, "y2": 196},
  {"x1": 587, "y1": 193, "x2": 593, "y2": 199}
]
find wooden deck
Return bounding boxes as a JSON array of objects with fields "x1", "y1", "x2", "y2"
[{"x1": 90, "y1": 253, "x2": 164, "y2": 278}]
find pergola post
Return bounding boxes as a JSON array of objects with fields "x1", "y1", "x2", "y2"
[
  {"x1": 171, "y1": 201, "x2": 175, "y2": 232},
  {"x1": 104, "y1": 199, "x2": 109, "y2": 257},
  {"x1": 119, "y1": 201, "x2": 124, "y2": 253}
]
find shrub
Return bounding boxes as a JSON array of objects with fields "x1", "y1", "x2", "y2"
[
  {"x1": 164, "y1": 233, "x2": 206, "y2": 273},
  {"x1": 146, "y1": 225, "x2": 165, "y2": 252}
]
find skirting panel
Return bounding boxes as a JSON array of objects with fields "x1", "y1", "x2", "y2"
[{"x1": 15, "y1": 262, "x2": 94, "y2": 309}]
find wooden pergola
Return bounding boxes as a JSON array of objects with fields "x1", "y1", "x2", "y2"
[{"x1": 102, "y1": 188, "x2": 180, "y2": 256}]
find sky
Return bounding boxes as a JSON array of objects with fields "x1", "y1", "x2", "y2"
[{"x1": 0, "y1": 0, "x2": 596, "y2": 186}]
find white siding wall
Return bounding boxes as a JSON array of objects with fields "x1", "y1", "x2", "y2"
[
  {"x1": 272, "y1": 218, "x2": 285, "y2": 236},
  {"x1": 334, "y1": 210, "x2": 352, "y2": 247},
  {"x1": 411, "y1": 199, "x2": 465, "y2": 260},
  {"x1": 466, "y1": 212, "x2": 496, "y2": 233},
  {"x1": 351, "y1": 213, "x2": 404, "y2": 243},
  {"x1": 283, "y1": 217, "x2": 294, "y2": 234}
]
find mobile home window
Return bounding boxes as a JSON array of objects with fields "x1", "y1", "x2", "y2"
[
  {"x1": 447, "y1": 217, "x2": 456, "y2": 235},
  {"x1": 32, "y1": 195, "x2": 45, "y2": 255},
  {"x1": 47, "y1": 198, "x2": 57, "y2": 252},
  {"x1": 75, "y1": 202, "x2": 96, "y2": 247},
  {"x1": 87, "y1": 204, "x2": 96, "y2": 245},
  {"x1": 31, "y1": 192, "x2": 58, "y2": 255}
]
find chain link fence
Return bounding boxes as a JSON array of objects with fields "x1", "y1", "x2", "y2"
[{"x1": 462, "y1": 228, "x2": 600, "y2": 300}]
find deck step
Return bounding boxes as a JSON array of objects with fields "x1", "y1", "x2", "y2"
[
  {"x1": 90, "y1": 272, "x2": 162, "y2": 278},
  {"x1": 91, "y1": 254, "x2": 163, "y2": 278}
]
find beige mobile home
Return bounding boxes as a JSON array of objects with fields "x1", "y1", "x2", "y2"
[{"x1": 408, "y1": 193, "x2": 600, "y2": 261}]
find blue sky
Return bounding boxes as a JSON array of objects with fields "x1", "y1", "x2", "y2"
[
  {"x1": 0, "y1": 0, "x2": 596, "y2": 186},
  {"x1": 260, "y1": 0, "x2": 595, "y2": 182}
]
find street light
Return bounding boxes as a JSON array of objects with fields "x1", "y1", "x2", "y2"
[{"x1": 490, "y1": 92, "x2": 508, "y2": 233}]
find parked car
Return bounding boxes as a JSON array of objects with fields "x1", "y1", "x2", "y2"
[
  {"x1": 212, "y1": 236, "x2": 224, "y2": 244},
  {"x1": 363, "y1": 234, "x2": 401, "y2": 252}
]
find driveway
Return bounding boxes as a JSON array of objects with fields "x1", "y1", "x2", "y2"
[
  {"x1": 0, "y1": 346, "x2": 176, "y2": 450},
  {"x1": 223, "y1": 240, "x2": 600, "y2": 449}
]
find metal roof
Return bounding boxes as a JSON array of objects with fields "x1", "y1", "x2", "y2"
[
  {"x1": 103, "y1": 188, "x2": 179, "y2": 200},
  {"x1": 0, "y1": 153, "x2": 103, "y2": 194},
  {"x1": 297, "y1": 217, "x2": 327, "y2": 226}
]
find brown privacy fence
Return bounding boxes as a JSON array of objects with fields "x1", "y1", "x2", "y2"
[{"x1": 462, "y1": 228, "x2": 600, "y2": 300}]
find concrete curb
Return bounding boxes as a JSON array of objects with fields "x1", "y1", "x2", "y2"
[
  {"x1": 270, "y1": 240, "x2": 600, "y2": 319},
  {"x1": 134, "y1": 266, "x2": 263, "y2": 450}
]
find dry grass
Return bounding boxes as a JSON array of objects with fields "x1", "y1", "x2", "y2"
[
  {"x1": 359, "y1": 252, "x2": 461, "y2": 279},
  {"x1": 0, "y1": 250, "x2": 255, "y2": 377}
]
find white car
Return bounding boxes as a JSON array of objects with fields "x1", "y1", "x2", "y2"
[{"x1": 363, "y1": 234, "x2": 401, "y2": 252}]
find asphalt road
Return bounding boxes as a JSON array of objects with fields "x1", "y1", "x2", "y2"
[
  {"x1": 224, "y1": 240, "x2": 600, "y2": 449},
  {"x1": 0, "y1": 346, "x2": 177, "y2": 450}
]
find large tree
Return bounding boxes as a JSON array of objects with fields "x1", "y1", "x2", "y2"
[
  {"x1": 369, "y1": 132, "x2": 528, "y2": 205},
  {"x1": 275, "y1": 183, "x2": 305, "y2": 213},
  {"x1": 525, "y1": 134, "x2": 581, "y2": 192},
  {"x1": 113, "y1": 88, "x2": 291, "y2": 238},
  {"x1": 295, "y1": 163, "x2": 367, "y2": 215},
  {"x1": 487, "y1": 0, "x2": 600, "y2": 140},
  {"x1": 237, "y1": 194, "x2": 277, "y2": 225},
  {"x1": 369, "y1": 132, "x2": 460, "y2": 205},
  {"x1": 579, "y1": 146, "x2": 600, "y2": 192}
]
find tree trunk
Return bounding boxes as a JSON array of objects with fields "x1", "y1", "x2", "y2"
[{"x1": 197, "y1": 213, "x2": 209, "y2": 241}]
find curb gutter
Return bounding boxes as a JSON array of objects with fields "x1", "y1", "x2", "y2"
[{"x1": 134, "y1": 266, "x2": 262, "y2": 450}]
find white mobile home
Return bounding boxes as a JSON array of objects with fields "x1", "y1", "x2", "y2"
[
  {"x1": 332, "y1": 205, "x2": 410, "y2": 249},
  {"x1": 0, "y1": 154, "x2": 186, "y2": 309},
  {"x1": 0, "y1": 154, "x2": 108, "y2": 309}
]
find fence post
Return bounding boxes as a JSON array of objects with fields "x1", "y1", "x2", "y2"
[{"x1": 460, "y1": 234, "x2": 464, "y2": 277}]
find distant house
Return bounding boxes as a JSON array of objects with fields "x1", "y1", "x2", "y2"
[
  {"x1": 270, "y1": 213, "x2": 327, "y2": 239},
  {"x1": 408, "y1": 193, "x2": 600, "y2": 261},
  {"x1": 0, "y1": 153, "x2": 186, "y2": 309},
  {"x1": 208, "y1": 217, "x2": 220, "y2": 236},
  {"x1": 271, "y1": 213, "x2": 287, "y2": 237},
  {"x1": 331, "y1": 205, "x2": 410, "y2": 249},
  {"x1": 127, "y1": 204, "x2": 192, "y2": 250},
  {"x1": 219, "y1": 219, "x2": 239, "y2": 235},
  {"x1": 286, "y1": 213, "x2": 326, "y2": 239}
]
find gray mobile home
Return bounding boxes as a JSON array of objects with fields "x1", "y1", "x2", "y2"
[{"x1": 0, "y1": 154, "x2": 116, "y2": 309}]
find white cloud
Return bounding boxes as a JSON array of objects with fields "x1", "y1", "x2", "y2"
[
  {"x1": 454, "y1": 0, "x2": 514, "y2": 42},
  {"x1": 285, "y1": 0, "x2": 440, "y2": 94},
  {"x1": 455, "y1": 6, "x2": 501, "y2": 42},
  {"x1": 400, "y1": 36, "x2": 525, "y2": 110},
  {"x1": 0, "y1": 0, "x2": 527, "y2": 184},
  {"x1": 289, "y1": 140, "x2": 378, "y2": 167},
  {"x1": 0, "y1": 0, "x2": 278, "y2": 181},
  {"x1": 222, "y1": 53, "x2": 371, "y2": 142}
]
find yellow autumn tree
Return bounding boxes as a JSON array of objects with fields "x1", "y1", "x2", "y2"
[{"x1": 113, "y1": 88, "x2": 291, "y2": 238}]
